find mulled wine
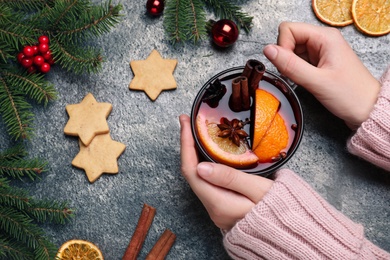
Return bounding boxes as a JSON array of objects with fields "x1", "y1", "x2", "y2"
[{"x1": 191, "y1": 66, "x2": 304, "y2": 176}]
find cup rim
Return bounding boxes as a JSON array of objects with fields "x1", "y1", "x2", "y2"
[{"x1": 190, "y1": 66, "x2": 304, "y2": 176}]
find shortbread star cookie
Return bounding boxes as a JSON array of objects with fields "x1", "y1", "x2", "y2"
[
  {"x1": 72, "y1": 133, "x2": 126, "y2": 183},
  {"x1": 129, "y1": 49, "x2": 177, "y2": 101},
  {"x1": 64, "y1": 93, "x2": 112, "y2": 146}
]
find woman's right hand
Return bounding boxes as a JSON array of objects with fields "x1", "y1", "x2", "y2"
[{"x1": 263, "y1": 22, "x2": 381, "y2": 130}]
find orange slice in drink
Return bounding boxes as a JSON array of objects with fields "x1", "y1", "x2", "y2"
[
  {"x1": 251, "y1": 89, "x2": 280, "y2": 151},
  {"x1": 253, "y1": 113, "x2": 289, "y2": 163},
  {"x1": 196, "y1": 112, "x2": 259, "y2": 168},
  {"x1": 312, "y1": 0, "x2": 353, "y2": 27},
  {"x1": 57, "y1": 239, "x2": 104, "y2": 260},
  {"x1": 352, "y1": 0, "x2": 390, "y2": 36}
]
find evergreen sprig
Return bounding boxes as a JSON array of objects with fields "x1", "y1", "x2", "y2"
[
  {"x1": 163, "y1": 0, "x2": 253, "y2": 44},
  {"x1": 0, "y1": 145, "x2": 74, "y2": 260},
  {"x1": 0, "y1": 0, "x2": 123, "y2": 140}
]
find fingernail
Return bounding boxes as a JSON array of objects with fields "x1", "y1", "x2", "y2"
[
  {"x1": 197, "y1": 162, "x2": 213, "y2": 177},
  {"x1": 263, "y1": 45, "x2": 278, "y2": 60}
]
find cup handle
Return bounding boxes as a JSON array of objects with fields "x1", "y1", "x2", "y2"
[{"x1": 280, "y1": 75, "x2": 298, "y2": 91}]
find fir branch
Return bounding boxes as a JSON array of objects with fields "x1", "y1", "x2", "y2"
[
  {"x1": 25, "y1": 200, "x2": 74, "y2": 224},
  {"x1": 201, "y1": 0, "x2": 253, "y2": 32},
  {"x1": 163, "y1": 0, "x2": 184, "y2": 43},
  {"x1": 50, "y1": 38, "x2": 103, "y2": 74},
  {"x1": 0, "y1": 157, "x2": 46, "y2": 181},
  {"x1": 0, "y1": 77, "x2": 34, "y2": 140},
  {"x1": 0, "y1": 144, "x2": 27, "y2": 161},
  {"x1": 0, "y1": 0, "x2": 51, "y2": 12},
  {"x1": 0, "y1": 183, "x2": 31, "y2": 211},
  {"x1": 184, "y1": 0, "x2": 207, "y2": 43},
  {"x1": 0, "y1": 235, "x2": 33, "y2": 260},
  {"x1": 53, "y1": 0, "x2": 123, "y2": 44},
  {"x1": 3, "y1": 69, "x2": 57, "y2": 105}
]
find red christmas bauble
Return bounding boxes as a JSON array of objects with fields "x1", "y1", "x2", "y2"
[
  {"x1": 146, "y1": 0, "x2": 164, "y2": 16},
  {"x1": 211, "y1": 19, "x2": 239, "y2": 48}
]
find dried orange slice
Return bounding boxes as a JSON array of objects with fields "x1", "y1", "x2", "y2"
[
  {"x1": 312, "y1": 0, "x2": 353, "y2": 26},
  {"x1": 252, "y1": 89, "x2": 280, "y2": 151},
  {"x1": 57, "y1": 239, "x2": 104, "y2": 260},
  {"x1": 253, "y1": 113, "x2": 289, "y2": 163},
  {"x1": 352, "y1": 0, "x2": 390, "y2": 36},
  {"x1": 196, "y1": 112, "x2": 259, "y2": 168}
]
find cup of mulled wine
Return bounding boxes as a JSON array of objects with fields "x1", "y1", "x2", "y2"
[{"x1": 191, "y1": 60, "x2": 304, "y2": 176}]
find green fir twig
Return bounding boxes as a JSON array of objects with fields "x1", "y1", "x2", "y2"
[{"x1": 163, "y1": 0, "x2": 253, "y2": 44}]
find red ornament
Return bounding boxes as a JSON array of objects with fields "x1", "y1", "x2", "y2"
[
  {"x1": 146, "y1": 0, "x2": 164, "y2": 16},
  {"x1": 38, "y1": 35, "x2": 49, "y2": 44},
  {"x1": 23, "y1": 46, "x2": 35, "y2": 57},
  {"x1": 211, "y1": 19, "x2": 239, "y2": 48},
  {"x1": 40, "y1": 63, "x2": 51, "y2": 73}
]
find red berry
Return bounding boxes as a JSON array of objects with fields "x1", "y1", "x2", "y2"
[
  {"x1": 32, "y1": 45, "x2": 39, "y2": 55},
  {"x1": 47, "y1": 57, "x2": 55, "y2": 65},
  {"x1": 42, "y1": 50, "x2": 52, "y2": 61},
  {"x1": 21, "y1": 57, "x2": 33, "y2": 68},
  {"x1": 17, "y1": 52, "x2": 25, "y2": 63},
  {"x1": 23, "y1": 46, "x2": 35, "y2": 57},
  {"x1": 40, "y1": 63, "x2": 51, "y2": 73},
  {"x1": 27, "y1": 66, "x2": 37, "y2": 74},
  {"x1": 34, "y1": 55, "x2": 45, "y2": 66},
  {"x1": 38, "y1": 43, "x2": 49, "y2": 54},
  {"x1": 38, "y1": 35, "x2": 49, "y2": 44}
]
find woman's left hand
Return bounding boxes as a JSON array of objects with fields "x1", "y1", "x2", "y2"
[{"x1": 179, "y1": 114, "x2": 273, "y2": 230}]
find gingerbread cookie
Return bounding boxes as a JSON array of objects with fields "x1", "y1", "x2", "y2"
[
  {"x1": 64, "y1": 93, "x2": 112, "y2": 146},
  {"x1": 129, "y1": 49, "x2": 177, "y2": 101},
  {"x1": 72, "y1": 133, "x2": 126, "y2": 183}
]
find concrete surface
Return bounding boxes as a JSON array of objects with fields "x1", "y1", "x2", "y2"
[{"x1": 1, "y1": 0, "x2": 390, "y2": 259}]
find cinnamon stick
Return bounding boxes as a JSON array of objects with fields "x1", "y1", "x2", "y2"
[
  {"x1": 240, "y1": 76, "x2": 250, "y2": 110},
  {"x1": 146, "y1": 229, "x2": 176, "y2": 260},
  {"x1": 249, "y1": 63, "x2": 265, "y2": 94},
  {"x1": 230, "y1": 77, "x2": 242, "y2": 112},
  {"x1": 242, "y1": 59, "x2": 262, "y2": 79},
  {"x1": 122, "y1": 204, "x2": 156, "y2": 260}
]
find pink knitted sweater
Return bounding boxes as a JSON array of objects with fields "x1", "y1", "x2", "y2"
[{"x1": 223, "y1": 67, "x2": 390, "y2": 259}]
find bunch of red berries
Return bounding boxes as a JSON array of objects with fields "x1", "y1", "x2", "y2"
[{"x1": 17, "y1": 35, "x2": 54, "y2": 74}]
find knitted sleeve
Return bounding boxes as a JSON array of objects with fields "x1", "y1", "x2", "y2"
[
  {"x1": 222, "y1": 169, "x2": 390, "y2": 259},
  {"x1": 347, "y1": 66, "x2": 390, "y2": 171}
]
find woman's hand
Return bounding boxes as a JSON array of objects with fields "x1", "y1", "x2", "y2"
[
  {"x1": 179, "y1": 114, "x2": 273, "y2": 230},
  {"x1": 263, "y1": 22, "x2": 381, "y2": 129}
]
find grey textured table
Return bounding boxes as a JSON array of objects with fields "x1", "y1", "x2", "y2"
[{"x1": 2, "y1": 1, "x2": 390, "y2": 259}]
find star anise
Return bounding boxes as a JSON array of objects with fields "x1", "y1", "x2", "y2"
[{"x1": 217, "y1": 117, "x2": 249, "y2": 147}]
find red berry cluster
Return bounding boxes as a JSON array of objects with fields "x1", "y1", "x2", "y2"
[{"x1": 17, "y1": 35, "x2": 54, "y2": 74}]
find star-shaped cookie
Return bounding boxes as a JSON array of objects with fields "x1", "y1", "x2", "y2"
[
  {"x1": 72, "y1": 133, "x2": 126, "y2": 183},
  {"x1": 129, "y1": 49, "x2": 177, "y2": 101},
  {"x1": 64, "y1": 93, "x2": 112, "y2": 146}
]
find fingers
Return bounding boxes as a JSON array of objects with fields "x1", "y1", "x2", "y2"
[
  {"x1": 263, "y1": 44, "x2": 320, "y2": 88},
  {"x1": 179, "y1": 114, "x2": 199, "y2": 181},
  {"x1": 197, "y1": 162, "x2": 273, "y2": 204}
]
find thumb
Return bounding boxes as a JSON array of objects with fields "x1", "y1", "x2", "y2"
[
  {"x1": 263, "y1": 44, "x2": 319, "y2": 87},
  {"x1": 197, "y1": 162, "x2": 273, "y2": 203}
]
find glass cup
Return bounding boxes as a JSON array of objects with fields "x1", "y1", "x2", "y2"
[{"x1": 190, "y1": 66, "x2": 304, "y2": 176}]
